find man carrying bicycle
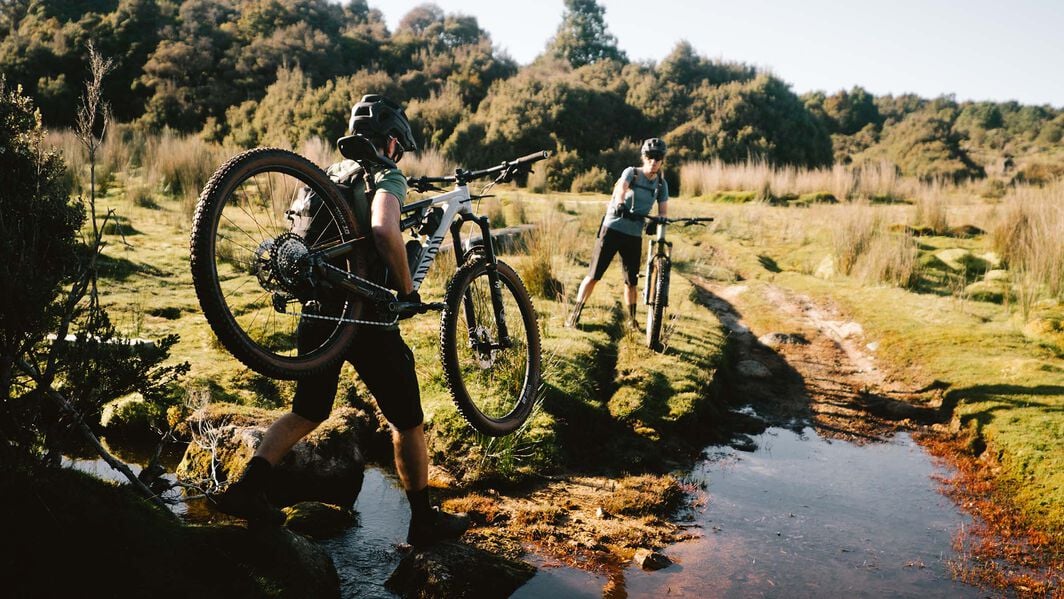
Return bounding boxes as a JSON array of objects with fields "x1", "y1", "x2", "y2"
[
  {"x1": 215, "y1": 94, "x2": 469, "y2": 547},
  {"x1": 567, "y1": 138, "x2": 669, "y2": 329}
]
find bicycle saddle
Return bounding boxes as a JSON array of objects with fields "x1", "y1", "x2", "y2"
[{"x1": 336, "y1": 134, "x2": 398, "y2": 170}]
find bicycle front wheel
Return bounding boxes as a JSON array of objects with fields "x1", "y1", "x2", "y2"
[
  {"x1": 646, "y1": 255, "x2": 670, "y2": 351},
  {"x1": 440, "y1": 258, "x2": 541, "y2": 436},
  {"x1": 190, "y1": 148, "x2": 367, "y2": 380}
]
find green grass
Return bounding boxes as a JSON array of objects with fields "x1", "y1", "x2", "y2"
[
  {"x1": 679, "y1": 200, "x2": 1064, "y2": 534},
  {"x1": 89, "y1": 186, "x2": 727, "y2": 482}
]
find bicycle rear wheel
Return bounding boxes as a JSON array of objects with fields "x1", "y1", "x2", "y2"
[
  {"x1": 440, "y1": 258, "x2": 541, "y2": 436},
  {"x1": 646, "y1": 255, "x2": 670, "y2": 351},
  {"x1": 190, "y1": 148, "x2": 367, "y2": 380}
]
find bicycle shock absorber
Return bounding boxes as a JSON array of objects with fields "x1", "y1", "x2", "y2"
[{"x1": 471, "y1": 214, "x2": 512, "y2": 346}]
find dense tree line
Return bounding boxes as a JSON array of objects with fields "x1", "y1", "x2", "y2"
[{"x1": 3, "y1": 0, "x2": 1061, "y2": 188}]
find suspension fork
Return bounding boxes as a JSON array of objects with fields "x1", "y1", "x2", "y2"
[
  {"x1": 643, "y1": 222, "x2": 668, "y2": 305},
  {"x1": 454, "y1": 216, "x2": 512, "y2": 348}
]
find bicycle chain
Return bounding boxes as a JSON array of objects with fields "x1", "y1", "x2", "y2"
[{"x1": 266, "y1": 262, "x2": 401, "y2": 327}]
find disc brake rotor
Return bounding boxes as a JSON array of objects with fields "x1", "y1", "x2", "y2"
[{"x1": 470, "y1": 324, "x2": 498, "y2": 369}]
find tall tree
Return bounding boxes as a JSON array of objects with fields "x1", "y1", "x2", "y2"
[{"x1": 545, "y1": 0, "x2": 625, "y2": 68}]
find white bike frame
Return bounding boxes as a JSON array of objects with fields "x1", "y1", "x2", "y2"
[{"x1": 403, "y1": 183, "x2": 476, "y2": 292}]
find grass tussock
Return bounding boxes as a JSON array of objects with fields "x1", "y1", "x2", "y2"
[
  {"x1": 991, "y1": 183, "x2": 1064, "y2": 314},
  {"x1": 142, "y1": 130, "x2": 222, "y2": 216},
  {"x1": 831, "y1": 201, "x2": 882, "y2": 275},
  {"x1": 301, "y1": 135, "x2": 339, "y2": 168},
  {"x1": 519, "y1": 209, "x2": 581, "y2": 300},
  {"x1": 856, "y1": 230, "x2": 921, "y2": 288},
  {"x1": 600, "y1": 475, "x2": 684, "y2": 517},
  {"x1": 680, "y1": 158, "x2": 917, "y2": 203},
  {"x1": 911, "y1": 183, "x2": 950, "y2": 235}
]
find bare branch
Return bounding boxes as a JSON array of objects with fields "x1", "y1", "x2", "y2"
[{"x1": 16, "y1": 359, "x2": 176, "y2": 518}]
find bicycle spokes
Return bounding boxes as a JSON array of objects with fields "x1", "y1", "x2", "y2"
[
  {"x1": 212, "y1": 167, "x2": 351, "y2": 358},
  {"x1": 455, "y1": 270, "x2": 529, "y2": 420}
]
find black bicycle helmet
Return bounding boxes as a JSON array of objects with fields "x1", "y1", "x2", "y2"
[
  {"x1": 641, "y1": 138, "x2": 667, "y2": 159},
  {"x1": 348, "y1": 94, "x2": 418, "y2": 156}
]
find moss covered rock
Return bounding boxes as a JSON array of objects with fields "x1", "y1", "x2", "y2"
[
  {"x1": 100, "y1": 392, "x2": 160, "y2": 439},
  {"x1": 385, "y1": 541, "x2": 535, "y2": 598},
  {"x1": 934, "y1": 248, "x2": 989, "y2": 275},
  {"x1": 283, "y1": 501, "x2": 357, "y2": 539},
  {"x1": 177, "y1": 403, "x2": 375, "y2": 507}
]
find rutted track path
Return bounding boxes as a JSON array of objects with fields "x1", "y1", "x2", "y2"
[{"x1": 688, "y1": 276, "x2": 951, "y2": 444}]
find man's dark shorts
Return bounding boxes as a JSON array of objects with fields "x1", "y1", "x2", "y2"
[
  {"x1": 588, "y1": 226, "x2": 642, "y2": 286},
  {"x1": 293, "y1": 322, "x2": 423, "y2": 430}
]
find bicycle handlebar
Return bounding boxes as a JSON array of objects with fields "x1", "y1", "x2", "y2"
[
  {"x1": 624, "y1": 212, "x2": 715, "y2": 226},
  {"x1": 408, "y1": 150, "x2": 551, "y2": 192}
]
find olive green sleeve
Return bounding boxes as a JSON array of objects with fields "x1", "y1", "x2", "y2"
[{"x1": 374, "y1": 168, "x2": 408, "y2": 204}]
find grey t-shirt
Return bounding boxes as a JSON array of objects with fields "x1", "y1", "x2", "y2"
[{"x1": 603, "y1": 166, "x2": 668, "y2": 237}]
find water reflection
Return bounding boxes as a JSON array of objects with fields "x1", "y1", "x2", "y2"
[
  {"x1": 65, "y1": 428, "x2": 982, "y2": 598},
  {"x1": 621, "y1": 428, "x2": 982, "y2": 598}
]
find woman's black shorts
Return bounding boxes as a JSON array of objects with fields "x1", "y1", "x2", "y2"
[
  {"x1": 292, "y1": 323, "x2": 423, "y2": 431},
  {"x1": 588, "y1": 226, "x2": 642, "y2": 286}
]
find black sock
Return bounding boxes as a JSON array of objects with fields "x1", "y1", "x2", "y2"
[
  {"x1": 238, "y1": 456, "x2": 272, "y2": 492},
  {"x1": 628, "y1": 304, "x2": 637, "y2": 320},
  {"x1": 406, "y1": 486, "x2": 433, "y2": 524}
]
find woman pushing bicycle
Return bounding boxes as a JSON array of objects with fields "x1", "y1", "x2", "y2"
[{"x1": 566, "y1": 138, "x2": 669, "y2": 329}]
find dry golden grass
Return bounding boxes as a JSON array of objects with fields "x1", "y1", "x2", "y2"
[
  {"x1": 831, "y1": 201, "x2": 882, "y2": 275},
  {"x1": 300, "y1": 135, "x2": 339, "y2": 168},
  {"x1": 912, "y1": 182, "x2": 950, "y2": 234},
  {"x1": 401, "y1": 147, "x2": 455, "y2": 179},
  {"x1": 991, "y1": 182, "x2": 1064, "y2": 315},
  {"x1": 855, "y1": 230, "x2": 921, "y2": 288},
  {"x1": 142, "y1": 130, "x2": 223, "y2": 218},
  {"x1": 679, "y1": 158, "x2": 925, "y2": 202}
]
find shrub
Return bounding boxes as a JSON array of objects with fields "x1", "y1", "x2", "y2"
[{"x1": 570, "y1": 165, "x2": 612, "y2": 193}]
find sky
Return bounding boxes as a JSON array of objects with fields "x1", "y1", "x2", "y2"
[{"x1": 362, "y1": 0, "x2": 1064, "y2": 107}]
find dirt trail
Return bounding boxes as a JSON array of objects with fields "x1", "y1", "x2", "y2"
[
  {"x1": 442, "y1": 274, "x2": 956, "y2": 582},
  {"x1": 690, "y1": 276, "x2": 950, "y2": 443}
]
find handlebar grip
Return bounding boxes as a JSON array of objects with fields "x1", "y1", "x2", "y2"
[{"x1": 514, "y1": 150, "x2": 551, "y2": 165}]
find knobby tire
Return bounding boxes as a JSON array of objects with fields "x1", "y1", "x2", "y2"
[
  {"x1": 440, "y1": 258, "x2": 541, "y2": 436},
  {"x1": 190, "y1": 148, "x2": 366, "y2": 380},
  {"x1": 646, "y1": 255, "x2": 670, "y2": 351}
]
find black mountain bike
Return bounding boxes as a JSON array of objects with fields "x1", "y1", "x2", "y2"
[
  {"x1": 189, "y1": 134, "x2": 549, "y2": 436},
  {"x1": 640, "y1": 215, "x2": 714, "y2": 351}
]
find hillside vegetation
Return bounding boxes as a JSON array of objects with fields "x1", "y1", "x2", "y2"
[{"x1": 3, "y1": 0, "x2": 1062, "y2": 192}]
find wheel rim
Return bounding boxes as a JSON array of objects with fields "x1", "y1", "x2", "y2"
[
  {"x1": 211, "y1": 164, "x2": 353, "y2": 361},
  {"x1": 454, "y1": 269, "x2": 533, "y2": 422}
]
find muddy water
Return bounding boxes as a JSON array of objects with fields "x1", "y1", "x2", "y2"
[
  {"x1": 68, "y1": 426, "x2": 982, "y2": 598},
  {"x1": 616, "y1": 427, "x2": 983, "y2": 599}
]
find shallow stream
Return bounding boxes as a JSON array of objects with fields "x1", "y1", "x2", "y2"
[{"x1": 71, "y1": 425, "x2": 983, "y2": 597}]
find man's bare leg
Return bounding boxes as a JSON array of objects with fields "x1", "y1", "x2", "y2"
[
  {"x1": 255, "y1": 412, "x2": 322, "y2": 465},
  {"x1": 393, "y1": 424, "x2": 428, "y2": 491},
  {"x1": 395, "y1": 423, "x2": 469, "y2": 546}
]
